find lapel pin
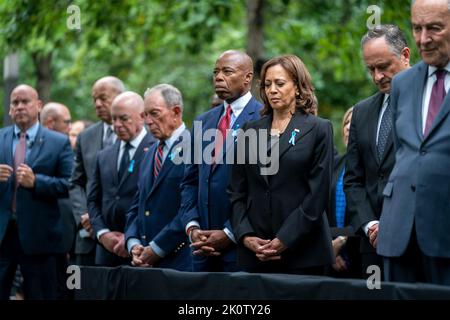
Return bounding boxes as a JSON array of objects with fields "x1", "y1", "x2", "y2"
[{"x1": 289, "y1": 129, "x2": 300, "y2": 146}]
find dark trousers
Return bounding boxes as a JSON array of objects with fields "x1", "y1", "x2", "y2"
[
  {"x1": 95, "y1": 244, "x2": 130, "y2": 267},
  {"x1": 0, "y1": 221, "x2": 65, "y2": 300},
  {"x1": 360, "y1": 237, "x2": 384, "y2": 280},
  {"x1": 384, "y1": 228, "x2": 450, "y2": 285}
]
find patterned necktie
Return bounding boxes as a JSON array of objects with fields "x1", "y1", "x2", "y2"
[
  {"x1": 424, "y1": 69, "x2": 447, "y2": 136},
  {"x1": 213, "y1": 104, "x2": 232, "y2": 163},
  {"x1": 335, "y1": 168, "x2": 346, "y2": 228},
  {"x1": 12, "y1": 132, "x2": 27, "y2": 213},
  {"x1": 377, "y1": 96, "x2": 392, "y2": 161},
  {"x1": 104, "y1": 126, "x2": 115, "y2": 148},
  {"x1": 153, "y1": 141, "x2": 165, "y2": 178},
  {"x1": 118, "y1": 142, "x2": 132, "y2": 180}
]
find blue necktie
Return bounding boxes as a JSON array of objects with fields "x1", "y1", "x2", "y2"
[{"x1": 335, "y1": 168, "x2": 346, "y2": 228}]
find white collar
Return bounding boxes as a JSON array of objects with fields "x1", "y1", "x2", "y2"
[
  {"x1": 120, "y1": 127, "x2": 147, "y2": 150},
  {"x1": 224, "y1": 91, "x2": 252, "y2": 115}
]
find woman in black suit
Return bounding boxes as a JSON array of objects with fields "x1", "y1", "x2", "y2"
[{"x1": 228, "y1": 55, "x2": 334, "y2": 274}]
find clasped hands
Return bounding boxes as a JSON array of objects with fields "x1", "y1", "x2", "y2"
[
  {"x1": 243, "y1": 236, "x2": 286, "y2": 262},
  {"x1": 190, "y1": 229, "x2": 231, "y2": 257},
  {"x1": 130, "y1": 244, "x2": 160, "y2": 267},
  {"x1": 0, "y1": 163, "x2": 35, "y2": 187},
  {"x1": 99, "y1": 231, "x2": 129, "y2": 258},
  {"x1": 368, "y1": 223, "x2": 379, "y2": 248}
]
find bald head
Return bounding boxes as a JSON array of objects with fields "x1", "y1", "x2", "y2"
[
  {"x1": 111, "y1": 91, "x2": 145, "y2": 142},
  {"x1": 41, "y1": 102, "x2": 72, "y2": 135},
  {"x1": 10, "y1": 84, "x2": 42, "y2": 131},
  {"x1": 214, "y1": 50, "x2": 254, "y2": 103},
  {"x1": 92, "y1": 76, "x2": 125, "y2": 124},
  {"x1": 218, "y1": 50, "x2": 254, "y2": 73}
]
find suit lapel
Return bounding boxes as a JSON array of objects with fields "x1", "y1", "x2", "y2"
[
  {"x1": 277, "y1": 111, "x2": 315, "y2": 159},
  {"x1": 147, "y1": 134, "x2": 184, "y2": 198},
  {"x1": 3, "y1": 128, "x2": 14, "y2": 166},
  {"x1": 208, "y1": 106, "x2": 226, "y2": 175},
  {"x1": 250, "y1": 115, "x2": 272, "y2": 186},
  {"x1": 223, "y1": 98, "x2": 259, "y2": 158},
  {"x1": 368, "y1": 93, "x2": 384, "y2": 165},
  {"x1": 27, "y1": 126, "x2": 44, "y2": 167},
  {"x1": 110, "y1": 142, "x2": 120, "y2": 187},
  {"x1": 414, "y1": 63, "x2": 428, "y2": 141}
]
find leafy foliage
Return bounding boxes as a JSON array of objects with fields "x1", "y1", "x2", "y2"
[{"x1": 1, "y1": 0, "x2": 415, "y2": 151}]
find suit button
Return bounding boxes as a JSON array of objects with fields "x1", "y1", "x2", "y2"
[
  {"x1": 141, "y1": 235, "x2": 146, "y2": 240},
  {"x1": 411, "y1": 185, "x2": 416, "y2": 192},
  {"x1": 378, "y1": 173, "x2": 384, "y2": 179},
  {"x1": 420, "y1": 150, "x2": 427, "y2": 156},
  {"x1": 115, "y1": 196, "x2": 120, "y2": 200},
  {"x1": 265, "y1": 190, "x2": 270, "y2": 196},
  {"x1": 145, "y1": 211, "x2": 150, "y2": 216}
]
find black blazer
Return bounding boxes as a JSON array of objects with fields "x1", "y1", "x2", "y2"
[
  {"x1": 88, "y1": 132, "x2": 156, "y2": 234},
  {"x1": 228, "y1": 111, "x2": 334, "y2": 270},
  {"x1": 328, "y1": 151, "x2": 354, "y2": 237},
  {"x1": 344, "y1": 92, "x2": 395, "y2": 251}
]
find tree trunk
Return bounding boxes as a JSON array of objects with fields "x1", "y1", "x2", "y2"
[
  {"x1": 3, "y1": 53, "x2": 19, "y2": 127},
  {"x1": 246, "y1": 0, "x2": 265, "y2": 98},
  {"x1": 32, "y1": 52, "x2": 52, "y2": 103}
]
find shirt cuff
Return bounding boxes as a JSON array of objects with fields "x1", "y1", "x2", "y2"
[
  {"x1": 149, "y1": 241, "x2": 166, "y2": 258},
  {"x1": 97, "y1": 228, "x2": 111, "y2": 241},
  {"x1": 185, "y1": 220, "x2": 200, "y2": 234},
  {"x1": 363, "y1": 221, "x2": 379, "y2": 237},
  {"x1": 223, "y1": 227, "x2": 236, "y2": 244},
  {"x1": 127, "y1": 238, "x2": 142, "y2": 255}
]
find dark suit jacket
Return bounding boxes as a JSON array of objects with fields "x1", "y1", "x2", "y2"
[
  {"x1": 344, "y1": 92, "x2": 395, "y2": 253},
  {"x1": 88, "y1": 133, "x2": 155, "y2": 236},
  {"x1": 125, "y1": 131, "x2": 192, "y2": 271},
  {"x1": 179, "y1": 96, "x2": 262, "y2": 270},
  {"x1": 228, "y1": 111, "x2": 334, "y2": 270},
  {"x1": 0, "y1": 125, "x2": 73, "y2": 254},
  {"x1": 69, "y1": 121, "x2": 104, "y2": 255},
  {"x1": 378, "y1": 62, "x2": 450, "y2": 258},
  {"x1": 328, "y1": 151, "x2": 353, "y2": 237}
]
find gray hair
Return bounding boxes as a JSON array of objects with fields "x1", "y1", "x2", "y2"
[
  {"x1": 144, "y1": 84, "x2": 184, "y2": 112},
  {"x1": 361, "y1": 24, "x2": 408, "y2": 56},
  {"x1": 411, "y1": 0, "x2": 450, "y2": 11}
]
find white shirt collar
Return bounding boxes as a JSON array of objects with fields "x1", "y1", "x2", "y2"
[
  {"x1": 428, "y1": 61, "x2": 450, "y2": 77},
  {"x1": 163, "y1": 122, "x2": 186, "y2": 150},
  {"x1": 120, "y1": 127, "x2": 147, "y2": 150},
  {"x1": 224, "y1": 91, "x2": 252, "y2": 116}
]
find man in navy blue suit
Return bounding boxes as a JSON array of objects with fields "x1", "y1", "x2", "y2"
[
  {"x1": 0, "y1": 84, "x2": 73, "y2": 299},
  {"x1": 179, "y1": 50, "x2": 263, "y2": 272},
  {"x1": 125, "y1": 84, "x2": 191, "y2": 271},
  {"x1": 88, "y1": 91, "x2": 155, "y2": 266}
]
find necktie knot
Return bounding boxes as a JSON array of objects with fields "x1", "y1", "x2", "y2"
[{"x1": 436, "y1": 69, "x2": 446, "y2": 81}]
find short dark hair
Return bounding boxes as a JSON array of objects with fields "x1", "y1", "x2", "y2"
[{"x1": 361, "y1": 24, "x2": 408, "y2": 56}]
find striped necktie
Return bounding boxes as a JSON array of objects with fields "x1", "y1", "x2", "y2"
[{"x1": 153, "y1": 141, "x2": 165, "y2": 178}]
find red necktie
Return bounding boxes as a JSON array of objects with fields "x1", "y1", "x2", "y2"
[
  {"x1": 12, "y1": 132, "x2": 27, "y2": 212},
  {"x1": 213, "y1": 104, "x2": 232, "y2": 163},
  {"x1": 153, "y1": 141, "x2": 165, "y2": 178},
  {"x1": 424, "y1": 69, "x2": 447, "y2": 136}
]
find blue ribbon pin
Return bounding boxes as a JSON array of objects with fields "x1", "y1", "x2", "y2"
[
  {"x1": 169, "y1": 147, "x2": 182, "y2": 161},
  {"x1": 232, "y1": 124, "x2": 240, "y2": 141},
  {"x1": 289, "y1": 129, "x2": 300, "y2": 146}
]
